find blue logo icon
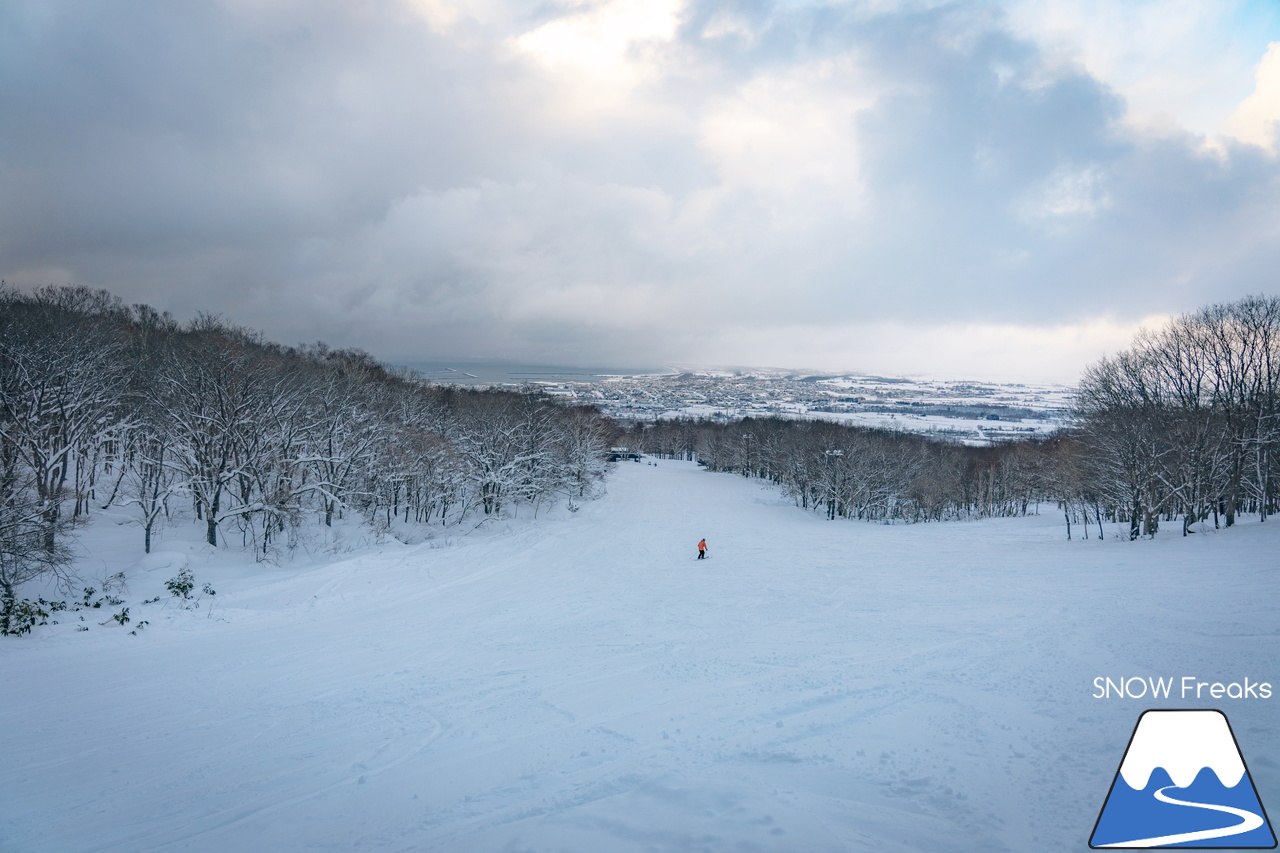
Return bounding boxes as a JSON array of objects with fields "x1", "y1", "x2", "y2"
[{"x1": 1091, "y1": 709, "x2": 1276, "y2": 848}]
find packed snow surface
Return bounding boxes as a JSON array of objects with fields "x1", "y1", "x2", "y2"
[{"x1": 2, "y1": 461, "x2": 1277, "y2": 852}]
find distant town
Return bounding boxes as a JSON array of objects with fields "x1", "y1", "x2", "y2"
[{"x1": 419, "y1": 366, "x2": 1075, "y2": 446}]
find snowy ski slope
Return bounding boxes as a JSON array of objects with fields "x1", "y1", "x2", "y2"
[{"x1": 2, "y1": 460, "x2": 1277, "y2": 851}]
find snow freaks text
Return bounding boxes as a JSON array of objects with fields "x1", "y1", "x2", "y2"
[{"x1": 1092, "y1": 677, "x2": 1274, "y2": 700}]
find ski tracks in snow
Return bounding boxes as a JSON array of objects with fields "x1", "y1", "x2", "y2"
[
  {"x1": 118, "y1": 715, "x2": 446, "y2": 853},
  {"x1": 3, "y1": 461, "x2": 1279, "y2": 851}
]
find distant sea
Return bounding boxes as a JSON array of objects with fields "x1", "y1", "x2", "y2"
[{"x1": 396, "y1": 360, "x2": 672, "y2": 385}]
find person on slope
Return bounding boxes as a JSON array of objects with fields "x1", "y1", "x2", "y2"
[{"x1": 697, "y1": 538, "x2": 708, "y2": 560}]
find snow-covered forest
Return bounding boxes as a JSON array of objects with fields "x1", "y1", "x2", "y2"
[
  {"x1": 626, "y1": 416, "x2": 1058, "y2": 523},
  {"x1": 623, "y1": 296, "x2": 1280, "y2": 536},
  {"x1": 1069, "y1": 296, "x2": 1280, "y2": 535},
  {"x1": 0, "y1": 285, "x2": 616, "y2": 608}
]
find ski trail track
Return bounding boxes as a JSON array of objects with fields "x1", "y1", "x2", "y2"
[
  {"x1": 2, "y1": 461, "x2": 1278, "y2": 852},
  {"x1": 1097, "y1": 785, "x2": 1265, "y2": 847}
]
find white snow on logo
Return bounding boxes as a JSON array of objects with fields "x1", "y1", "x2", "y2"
[{"x1": 1118, "y1": 710, "x2": 1245, "y2": 790}]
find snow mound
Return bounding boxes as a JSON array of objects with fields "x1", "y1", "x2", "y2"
[{"x1": 133, "y1": 551, "x2": 189, "y2": 573}]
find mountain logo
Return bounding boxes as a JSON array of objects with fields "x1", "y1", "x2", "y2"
[{"x1": 1090, "y1": 709, "x2": 1276, "y2": 848}]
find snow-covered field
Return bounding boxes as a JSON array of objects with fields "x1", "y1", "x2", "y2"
[
  {"x1": 2, "y1": 461, "x2": 1277, "y2": 852},
  {"x1": 542, "y1": 370, "x2": 1072, "y2": 445},
  {"x1": 654, "y1": 405, "x2": 1055, "y2": 444}
]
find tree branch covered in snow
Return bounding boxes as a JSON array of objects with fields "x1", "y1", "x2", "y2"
[
  {"x1": 0, "y1": 285, "x2": 616, "y2": 572},
  {"x1": 624, "y1": 296, "x2": 1280, "y2": 538},
  {"x1": 624, "y1": 416, "x2": 1057, "y2": 523},
  {"x1": 1069, "y1": 295, "x2": 1280, "y2": 538}
]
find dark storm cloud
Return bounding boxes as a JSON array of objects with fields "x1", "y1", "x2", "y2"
[
  {"x1": 838, "y1": 5, "x2": 1280, "y2": 322},
  {"x1": 0, "y1": 1, "x2": 517, "y2": 291},
  {"x1": 2, "y1": 0, "x2": 1278, "y2": 375},
  {"x1": 669, "y1": 1, "x2": 1280, "y2": 324}
]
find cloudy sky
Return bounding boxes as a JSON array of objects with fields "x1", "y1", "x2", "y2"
[{"x1": 3, "y1": 0, "x2": 1280, "y2": 381}]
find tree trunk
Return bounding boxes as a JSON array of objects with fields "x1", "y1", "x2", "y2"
[
  {"x1": 1226, "y1": 455, "x2": 1241, "y2": 527},
  {"x1": 206, "y1": 491, "x2": 220, "y2": 546}
]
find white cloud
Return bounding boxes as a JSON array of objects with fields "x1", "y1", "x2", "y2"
[
  {"x1": 1003, "y1": 0, "x2": 1267, "y2": 138},
  {"x1": 686, "y1": 315, "x2": 1172, "y2": 384},
  {"x1": 697, "y1": 57, "x2": 873, "y2": 198},
  {"x1": 511, "y1": 0, "x2": 683, "y2": 119},
  {"x1": 1226, "y1": 41, "x2": 1280, "y2": 149},
  {"x1": 1019, "y1": 164, "x2": 1112, "y2": 222},
  {"x1": 402, "y1": 0, "x2": 460, "y2": 33},
  {"x1": 700, "y1": 9, "x2": 756, "y2": 43}
]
